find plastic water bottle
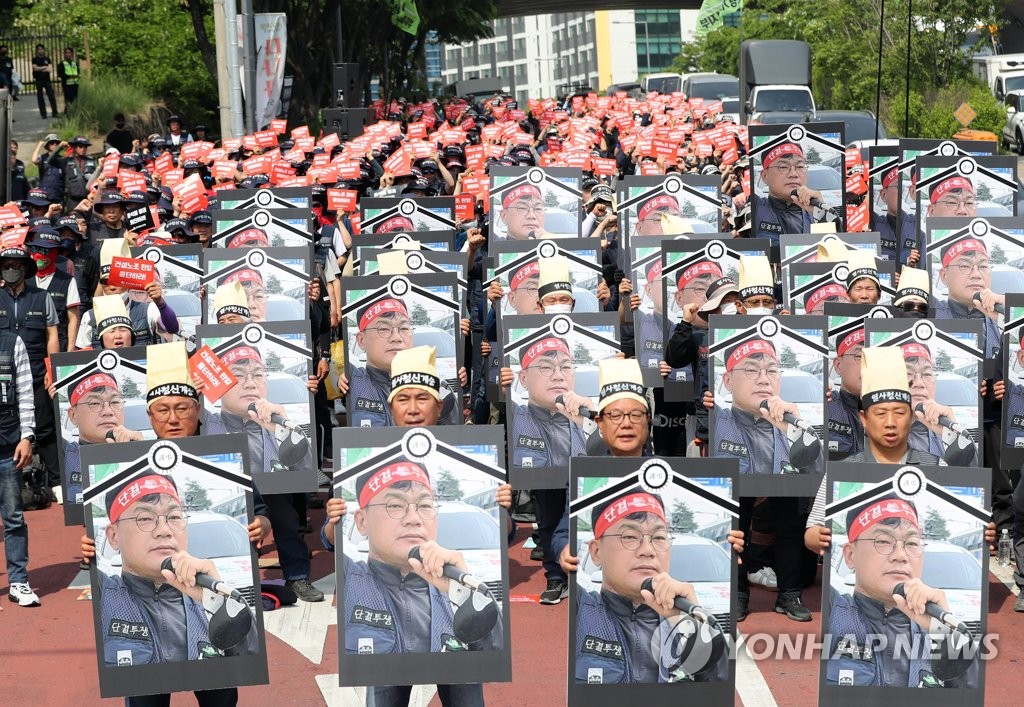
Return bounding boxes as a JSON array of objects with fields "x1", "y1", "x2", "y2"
[{"x1": 998, "y1": 529, "x2": 1012, "y2": 567}]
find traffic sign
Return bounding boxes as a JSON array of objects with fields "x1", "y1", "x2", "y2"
[{"x1": 954, "y1": 102, "x2": 977, "y2": 127}]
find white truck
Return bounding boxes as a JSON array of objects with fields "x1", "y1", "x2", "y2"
[
  {"x1": 972, "y1": 53, "x2": 1024, "y2": 99},
  {"x1": 739, "y1": 40, "x2": 816, "y2": 125}
]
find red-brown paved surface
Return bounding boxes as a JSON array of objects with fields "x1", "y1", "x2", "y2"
[{"x1": 1, "y1": 502, "x2": 1019, "y2": 705}]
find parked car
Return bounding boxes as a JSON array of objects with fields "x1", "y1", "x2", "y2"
[
  {"x1": 829, "y1": 535, "x2": 983, "y2": 636},
  {"x1": 342, "y1": 501, "x2": 505, "y2": 600},
  {"x1": 95, "y1": 511, "x2": 257, "y2": 606}
]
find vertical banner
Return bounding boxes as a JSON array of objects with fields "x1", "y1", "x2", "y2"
[{"x1": 239, "y1": 13, "x2": 287, "y2": 130}]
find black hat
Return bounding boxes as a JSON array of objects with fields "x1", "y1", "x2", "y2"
[
  {"x1": 418, "y1": 158, "x2": 439, "y2": 173},
  {"x1": 181, "y1": 159, "x2": 202, "y2": 171},
  {"x1": 125, "y1": 190, "x2": 148, "y2": 205},
  {"x1": 28, "y1": 230, "x2": 61, "y2": 250},
  {"x1": 22, "y1": 189, "x2": 51, "y2": 207},
  {"x1": 93, "y1": 191, "x2": 126, "y2": 211},
  {"x1": 56, "y1": 215, "x2": 83, "y2": 237},
  {"x1": 27, "y1": 216, "x2": 52, "y2": 229},
  {"x1": 166, "y1": 114, "x2": 183, "y2": 126},
  {"x1": 69, "y1": 136, "x2": 91, "y2": 147},
  {"x1": 194, "y1": 124, "x2": 208, "y2": 132},
  {"x1": 0, "y1": 247, "x2": 38, "y2": 277},
  {"x1": 581, "y1": 175, "x2": 599, "y2": 191},
  {"x1": 187, "y1": 210, "x2": 213, "y2": 226},
  {"x1": 119, "y1": 153, "x2": 142, "y2": 168}
]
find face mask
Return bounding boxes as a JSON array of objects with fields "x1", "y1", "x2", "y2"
[
  {"x1": 31, "y1": 253, "x2": 55, "y2": 276},
  {"x1": 544, "y1": 304, "x2": 572, "y2": 314},
  {"x1": 746, "y1": 306, "x2": 773, "y2": 316},
  {"x1": 720, "y1": 302, "x2": 738, "y2": 315},
  {"x1": 2, "y1": 268, "x2": 23, "y2": 286}
]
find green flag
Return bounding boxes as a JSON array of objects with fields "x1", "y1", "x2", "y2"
[
  {"x1": 391, "y1": 0, "x2": 420, "y2": 36},
  {"x1": 696, "y1": 0, "x2": 743, "y2": 36}
]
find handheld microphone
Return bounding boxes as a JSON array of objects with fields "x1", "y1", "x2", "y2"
[
  {"x1": 160, "y1": 557, "x2": 246, "y2": 603},
  {"x1": 914, "y1": 403, "x2": 967, "y2": 436},
  {"x1": 408, "y1": 546, "x2": 487, "y2": 593},
  {"x1": 640, "y1": 578, "x2": 717, "y2": 626},
  {"x1": 892, "y1": 582, "x2": 972, "y2": 637},
  {"x1": 791, "y1": 188, "x2": 825, "y2": 210},
  {"x1": 759, "y1": 400, "x2": 818, "y2": 437},
  {"x1": 247, "y1": 402, "x2": 304, "y2": 435},
  {"x1": 972, "y1": 291, "x2": 1005, "y2": 315},
  {"x1": 106, "y1": 430, "x2": 115, "y2": 441},
  {"x1": 554, "y1": 394, "x2": 597, "y2": 420}
]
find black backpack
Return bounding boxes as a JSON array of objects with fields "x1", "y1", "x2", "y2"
[{"x1": 21, "y1": 460, "x2": 51, "y2": 511}]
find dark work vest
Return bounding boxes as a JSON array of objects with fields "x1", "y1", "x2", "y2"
[
  {"x1": 0, "y1": 331, "x2": 22, "y2": 451},
  {"x1": 0, "y1": 285, "x2": 50, "y2": 380},
  {"x1": 42, "y1": 269, "x2": 74, "y2": 352}
]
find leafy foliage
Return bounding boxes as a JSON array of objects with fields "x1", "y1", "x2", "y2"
[{"x1": 672, "y1": 0, "x2": 1011, "y2": 137}]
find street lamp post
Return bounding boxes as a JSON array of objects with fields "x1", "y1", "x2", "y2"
[{"x1": 611, "y1": 19, "x2": 651, "y2": 76}]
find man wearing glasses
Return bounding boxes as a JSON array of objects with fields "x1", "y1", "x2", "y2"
[
  {"x1": 217, "y1": 269, "x2": 267, "y2": 323},
  {"x1": 900, "y1": 342, "x2": 978, "y2": 466},
  {"x1": 349, "y1": 298, "x2": 459, "y2": 428},
  {"x1": 874, "y1": 167, "x2": 920, "y2": 266},
  {"x1": 827, "y1": 492, "x2": 978, "y2": 687},
  {"x1": 828, "y1": 329, "x2": 866, "y2": 461},
  {"x1": 633, "y1": 194, "x2": 684, "y2": 237},
  {"x1": 753, "y1": 141, "x2": 827, "y2": 246},
  {"x1": 97, "y1": 472, "x2": 259, "y2": 668},
  {"x1": 341, "y1": 459, "x2": 503, "y2": 657},
  {"x1": 64, "y1": 373, "x2": 144, "y2": 504},
  {"x1": 499, "y1": 184, "x2": 548, "y2": 240},
  {"x1": 926, "y1": 175, "x2": 977, "y2": 219},
  {"x1": 934, "y1": 236, "x2": 1001, "y2": 358},
  {"x1": 713, "y1": 338, "x2": 821, "y2": 621}
]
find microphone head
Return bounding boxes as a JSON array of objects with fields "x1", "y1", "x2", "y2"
[
  {"x1": 407, "y1": 546, "x2": 423, "y2": 562},
  {"x1": 914, "y1": 403, "x2": 924, "y2": 414},
  {"x1": 554, "y1": 394, "x2": 565, "y2": 408},
  {"x1": 759, "y1": 400, "x2": 770, "y2": 411},
  {"x1": 972, "y1": 292, "x2": 982, "y2": 302},
  {"x1": 640, "y1": 577, "x2": 654, "y2": 594},
  {"x1": 160, "y1": 557, "x2": 174, "y2": 573},
  {"x1": 106, "y1": 430, "x2": 115, "y2": 441},
  {"x1": 790, "y1": 188, "x2": 799, "y2": 198},
  {"x1": 247, "y1": 402, "x2": 258, "y2": 414},
  {"x1": 891, "y1": 582, "x2": 906, "y2": 598}
]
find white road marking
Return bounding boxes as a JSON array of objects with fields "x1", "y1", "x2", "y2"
[{"x1": 735, "y1": 632, "x2": 780, "y2": 707}]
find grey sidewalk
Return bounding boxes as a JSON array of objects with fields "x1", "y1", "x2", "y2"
[{"x1": 11, "y1": 85, "x2": 67, "y2": 168}]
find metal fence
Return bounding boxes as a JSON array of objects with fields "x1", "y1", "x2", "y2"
[{"x1": 0, "y1": 30, "x2": 68, "y2": 92}]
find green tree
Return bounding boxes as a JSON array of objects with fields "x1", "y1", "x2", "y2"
[
  {"x1": 573, "y1": 343, "x2": 594, "y2": 366},
  {"x1": 265, "y1": 350, "x2": 282, "y2": 371},
  {"x1": 163, "y1": 271, "x2": 180, "y2": 290},
  {"x1": 670, "y1": 500, "x2": 697, "y2": 532},
  {"x1": 271, "y1": 235, "x2": 286, "y2": 248},
  {"x1": 266, "y1": 274, "x2": 282, "y2": 294},
  {"x1": 435, "y1": 469, "x2": 462, "y2": 500},
  {"x1": 934, "y1": 348, "x2": 953, "y2": 371},
  {"x1": 680, "y1": 200, "x2": 697, "y2": 218},
  {"x1": 924, "y1": 507, "x2": 949, "y2": 540},
  {"x1": 412, "y1": 302, "x2": 430, "y2": 325},
  {"x1": 121, "y1": 378, "x2": 141, "y2": 398},
  {"x1": 975, "y1": 181, "x2": 992, "y2": 202},
  {"x1": 780, "y1": 345, "x2": 798, "y2": 368},
  {"x1": 671, "y1": 0, "x2": 1011, "y2": 137},
  {"x1": 183, "y1": 480, "x2": 212, "y2": 511},
  {"x1": 990, "y1": 243, "x2": 1007, "y2": 264},
  {"x1": 545, "y1": 191, "x2": 561, "y2": 208}
]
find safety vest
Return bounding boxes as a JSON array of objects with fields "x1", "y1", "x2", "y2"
[
  {"x1": 0, "y1": 285, "x2": 50, "y2": 381},
  {"x1": 343, "y1": 559, "x2": 459, "y2": 654},
  {"x1": 41, "y1": 269, "x2": 74, "y2": 352},
  {"x1": 0, "y1": 331, "x2": 23, "y2": 453},
  {"x1": 61, "y1": 60, "x2": 79, "y2": 85},
  {"x1": 99, "y1": 572, "x2": 215, "y2": 666},
  {"x1": 712, "y1": 406, "x2": 794, "y2": 474}
]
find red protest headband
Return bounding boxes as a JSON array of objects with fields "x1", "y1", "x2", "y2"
[
  {"x1": 378, "y1": 216, "x2": 415, "y2": 233},
  {"x1": 359, "y1": 298, "x2": 410, "y2": 331},
  {"x1": 881, "y1": 167, "x2": 899, "y2": 189},
  {"x1": 848, "y1": 498, "x2": 919, "y2": 543},
  {"x1": 678, "y1": 261, "x2": 723, "y2": 290},
  {"x1": 71, "y1": 372, "x2": 119, "y2": 406},
  {"x1": 637, "y1": 194, "x2": 680, "y2": 222},
  {"x1": 594, "y1": 493, "x2": 666, "y2": 540},
  {"x1": 358, "y1": 461, "x2": 431, "y2": 509},
  {"x1": 837, "y1": 328, "x2": 865, "y2": 358},
  {"x1": 521, "y1": 337, "x2": 571, "y2": 369},
  {"x1": 502, "y1": 184, "x2": 542, "y2": 209},
  {"x1": 762, "y1": 142, "x2": 804, "y2": 169},
  {"x1": 108, "y1": 474, "x2": 180, "y2": 525},
  {"x1": 806, "y1": 283, "x2": 849, "y2": 312},
  {"x1": 646, "y1": 260, "x2": 663, "y2": 284},
  {"x1": 900, "y1": 342, "x2": 932, "y2": 364},
  {"x1": 220, "y1": 345, "x2": 263, "y2": 367},
  {"x1": 941, "y1": 238, "x2": 987, "y2": 268},
  {"x1": 221, "y1": 268, "x2": 264, "y2": 287},
  {"x1": 510, "y1": 261, "x2": 540, "y2": 291},
  {"x1": 228, "y1": 228, "x2": 270, "y2": 248},
  {"x1": 930, "y1": 176, "x2": 974, "y2": 204},
  {"x1": 726, "y1": 339, "x2": 777, "y2": 372}
]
